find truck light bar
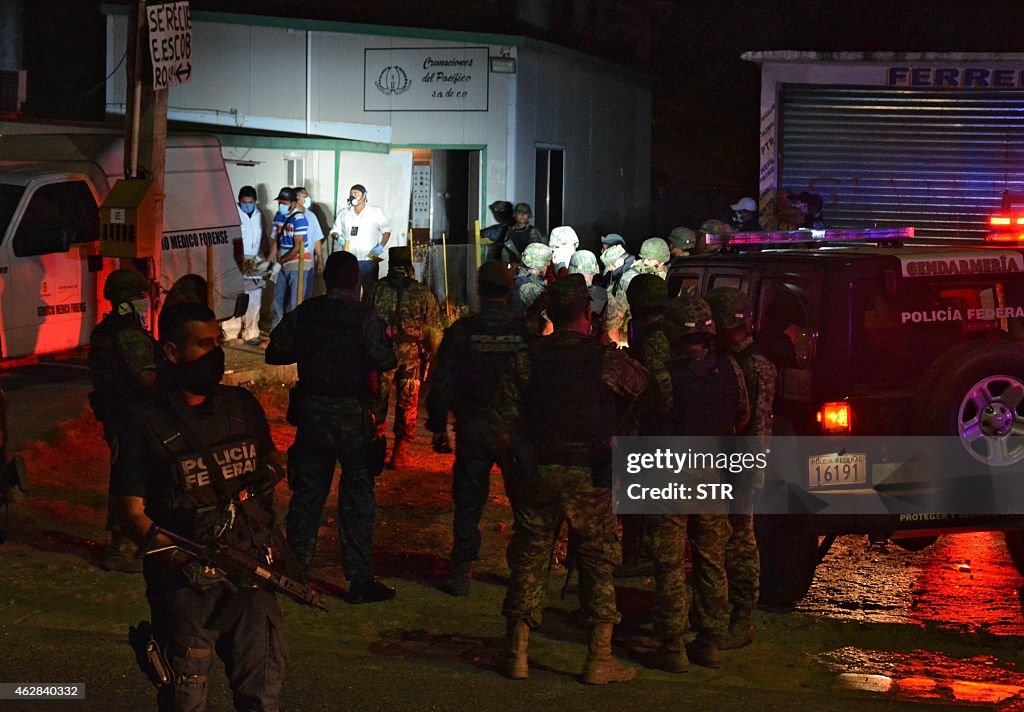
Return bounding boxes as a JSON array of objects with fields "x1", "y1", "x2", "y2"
[
  {"x1": 706, "y1": 227, "x2": 914, "y2": 248},
  {"x1": 988, "y1": 213, "x2": 1024, "y2": 242}
]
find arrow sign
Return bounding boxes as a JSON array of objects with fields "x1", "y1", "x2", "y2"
[{"x1": 146, "y1": 1, "x2": 192, "y2": 90}]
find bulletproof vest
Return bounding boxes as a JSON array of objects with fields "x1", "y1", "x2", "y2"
[
  {"x1": 137, "y1": 387, "x2": 270, "y2": 544},
  {"x1": 453, "y1": 308, "x2": 530, "y2": 415},
  {"x1": 294, "y1": 296, "x2": 375, "y2": 400},
  {"x1": 669, "y1": 352, "x2": 741, "y2": 436},
  {"x1": 87, "y1": 314, "x2": 154, "y2": 422},
  {"x1": 523, "y1": 336, "x2": 614, "y2": 469},
  {"x1": 379, "y1": 276, "x2": 424, "y2": 342},
  {"x1": 732, "y1": 341, "x2": 762, "y2": 373}
]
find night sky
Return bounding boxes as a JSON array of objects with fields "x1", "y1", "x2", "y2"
[{"x1": 13, "y1": 0, "x2": 1023, "y2": 230}]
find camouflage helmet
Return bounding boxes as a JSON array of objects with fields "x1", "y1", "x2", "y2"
[
  {"x1": 546, "y1": 273, "x2": 590, "y2": 315},
  {"x1": 600, "y1": 244, "x2": 627, "y2": 269},
  {"x1": 668, "y1": 226, "x2": 696, "y2": 251},
  {"x1": 700, "y1": 219, "x2": 732, "y2": 236},
  {"x1": 522, "y1": 242, "x2": 552, "y2": 269},
  {"x1": 706, "y1": 287, "x2": 754, "y2": 331},
  {"x1": 568, "y1": 249, "x2": 600, "y2": 276},
  {"x1": 103, "y1": 268, "x2": 148, "y2": 304},
  {"x1": 639, "y1": 237, "x2": 670, "y2": 263},
  {"x1": 548, "y1": 225, "x2": 580, "y2": 251},
  {"x1": 626, "y1": 273, "x2": 668, "y2": 314},
  {"x1": 664, "y1": 294, "x2": 716, "y2": 340}
]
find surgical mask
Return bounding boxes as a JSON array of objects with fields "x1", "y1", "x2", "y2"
[
  {"x1": 303, "y1": 197, "x2": 312, "y2": 209},
  {"x1": 240, "y1": 202, "x2": 256, "y2": 215},
  {"x1": 169, "y1": 347, "x2": 225, "y2": 396},
  {"x1": 118, "y1": 297, "x2": 150, "y2": 326},
  {"x1": 348, "y1": 196, "x2": 360, "y2": 208},
  {"x1": 278, "y1": 203, "x2": 290, "y2": 215}
]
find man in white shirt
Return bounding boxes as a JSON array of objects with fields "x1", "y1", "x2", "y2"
[
  {"x1": 330, "y1": 184, "x2": 391, "y2": 299},
  {"x1": 223, "y1": 185, "x2": 268, "y2": 345}
]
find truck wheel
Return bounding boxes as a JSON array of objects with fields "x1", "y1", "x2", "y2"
[
  {"x1": 1003, "y1": 530, "x2": 1024, "y2": 575},
  {"x1": 919, "y1": 342, "x2": 1024, "y2": 471},
  {"x1": 755, "y1": 515, "x2": 819, "y2": 607}
]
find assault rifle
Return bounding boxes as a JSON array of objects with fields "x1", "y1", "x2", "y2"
[{"x1": 142, "y1": 525, "x2": 327, "y2": 611}]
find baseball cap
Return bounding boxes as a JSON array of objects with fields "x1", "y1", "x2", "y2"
[
  {"x1": 276, "y1": 187, "x2": 297, "y2": 203},
  {"x1": 600, "y1": 233, "x2": 625, "y2": 247},
  {"x1": 730, "y1": 197, "x2": 757, "y2": 212}
]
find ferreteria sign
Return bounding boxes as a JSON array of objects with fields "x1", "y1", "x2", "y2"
[
  {"x1": 146, "y1": 0, "x2": 192, "y2": 90},
  {"x1": 364, "y1": 47, "x2": 489, "y2": 112}
]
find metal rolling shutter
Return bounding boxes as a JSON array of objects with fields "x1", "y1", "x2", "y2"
[{"x1": 780, "y1": 86, "x2": 1024, "y2": 242}]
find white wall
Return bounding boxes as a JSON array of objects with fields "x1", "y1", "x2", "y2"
[{"x1": 516, "y1": 44, "x2": 651, "y2": 250}]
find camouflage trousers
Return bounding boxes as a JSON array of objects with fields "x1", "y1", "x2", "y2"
[
  {"x1": 645, "y1": 513, "x2": 730, "y2": 638},
  {"x1": 503, "y1": 465, "x2": 622, "y2": 628},
  {"x1": 726, "y1": 488, "x2": 760, "y2": 611},
  {"x1": 375, "y1": 343, "x2": 421, "y2": 443}
]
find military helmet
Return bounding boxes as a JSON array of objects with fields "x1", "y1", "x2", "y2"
[
  {"x1": 600, "y1": 244, "x2": 627, "y2": 269},
  {"x1": 513, "y1": 202, "x2": 532, "y2": 216},
  {"x1": 626, "y1": 273, "x2": 668, "y2": 314},
  {"x1": 568, "y1": 249, "x2": 599, "y2": 276},
  {"x1": 478, "y1": 260, "x2": 514, "y2": 293},
  {"x1": 700, "y1": 219, "x2": 732, "y2": 236},
  {"x1": 668, "y1": 226, "x2": 696, "y2": 251},
  {"x1": 546, "y1": 273, "x2": 590, "y2": 315},
  {"x1": 522, "y1": 242, "x2": 552, "y2": 269},
  {"x1": 548, "y1": 225, "x2": 580, "y2": 251},
  {"x1": 103, "y1": 269, "x2": 148, "y2": 304},
  {"x1": 706, "y1": 287, "x2": 754, "y2": 331},
  {"x1": 639, "y1": 237, "x2": 670, "y2": 263},
  {"x1": 664, "y1": 294, "x2": 716, "y2": 340}
]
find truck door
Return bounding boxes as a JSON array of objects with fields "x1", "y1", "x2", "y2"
[{"x1": 1, "y1": 178, "x2": 100, "y2": 359}]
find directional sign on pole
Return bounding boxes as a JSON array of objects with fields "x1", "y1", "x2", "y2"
[{"x1": 146, "y1": 0, "x2": 192, "y2": 90}]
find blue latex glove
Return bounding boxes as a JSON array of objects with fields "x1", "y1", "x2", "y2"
[{"x1": 369, "y1": 243, "x2": 384, "y2": 258}]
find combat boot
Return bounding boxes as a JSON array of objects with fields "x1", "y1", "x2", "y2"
[
  {"x1": 686, "y1": 633, "x2": 722, "y2": 668},
  {"x1": 387, "y1": 439, "x2": 412, "y2": 470},
  {"x1": 440, "y1": 562, "x2": 471, "y2": 597},
  {"x1": 652, "y1": 635, "x2": 688, "y2": 673},
  {"x1": 720, "y1": 607, "x2": 755, "y2": 650},
  {"x1": 581, "y1": 623, "x2": 636, "y2": 685},
  {"x1": 500, "y1": 620, "x2": 529, "y2": 679}
]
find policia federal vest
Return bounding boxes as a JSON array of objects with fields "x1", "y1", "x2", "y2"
[
  {"x1": 453, "y1": 309, "x2": 531, "y2": 418},
  {"x1": 291, "y1": 296, "x2": 378, "y2": 402}
]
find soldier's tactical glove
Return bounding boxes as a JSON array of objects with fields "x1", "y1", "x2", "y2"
[
  {"x1": 431, "y1": 431, "x2": 453, "y2": 454},
  {"x1": 183, "y1": 560, "x2": 223, "y2": 591}
]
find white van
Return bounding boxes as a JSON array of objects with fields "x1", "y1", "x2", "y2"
[{"x1": 0, "y1": 131, "x2": 245, "y2": 361}]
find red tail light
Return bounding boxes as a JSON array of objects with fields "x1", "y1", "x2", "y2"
[
  {"x1": 818, "y1": 402, "x2": 851, "y2": 434},
  {"x1": 990, "y1": 216, "x2": 1012, "y2": 226}
]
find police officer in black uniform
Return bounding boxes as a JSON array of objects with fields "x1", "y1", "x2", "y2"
[
  {"x1": 266, "y1": 251, "x2": 399, "y2": 604},
  {"x1": 89, "y1": 268, "x2": 159, "y2": 572},
  {"x1": 113, "y1": 302, "x2": 289, "y2": 711},
  {"x1": 426, "y1": 261, "x2": 532, "y2": 596}
]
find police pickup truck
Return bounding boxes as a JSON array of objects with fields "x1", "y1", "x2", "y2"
[{"x1": 667, "y1": 227, "x2": 1024, "y2": 606}]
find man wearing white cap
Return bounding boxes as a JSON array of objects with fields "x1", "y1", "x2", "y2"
[
  {"x1": 730, "y1": 197, "x2": 761, "y2": 232},
  {"x1": 548, "y1": 225, "x2": 579, "y2": 274}
]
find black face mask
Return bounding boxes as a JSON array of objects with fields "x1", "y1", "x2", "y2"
[{"x1": 170, "y1": 347, "x2": 225, "y2": 395}]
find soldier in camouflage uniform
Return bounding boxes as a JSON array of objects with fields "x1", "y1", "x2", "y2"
[
  {"x1": 513, "y1": 242, "x2": 552, "y2": 334},
  {"x1": 646, "y1": 294, "x2": 749, "y2": 672},
  {"x1": 427, "y1": 262, "x2": 532, "y2": 596},
  {"x1": 568, "y1": 250, "x2": 609, "y2": 342},
  {"x1": 88, "y1": 268, "x2": 158, "y2": 572},
  {"x1": 267, "y1": 251, "x2": 399, "y2": 603},
  {"x1": 490, "y1": 274, "x2": 648, "y2": 685},
  {"x1": 600, "y1": 244, "x2": 631, "y2": 345},
  {"x1": 605, "y1": 238, "x2": 670, "y2": 348},
  {"x1": 372, "y1": 247, "x2": 444, "y2": 469},
  {"x1": 706, "y1": 287, "x2": 777, "y2": 649},
  {"x1": 626, "y1": 274, "x2": 673, "y2": 434}
]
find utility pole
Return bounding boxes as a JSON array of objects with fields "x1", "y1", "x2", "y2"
[{"x1": 123, "y1": 0, "x2": 168, "y2": 304}]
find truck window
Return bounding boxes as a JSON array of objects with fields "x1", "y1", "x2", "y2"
[
  {"x1": 13, "y1": 181, "x2": 99, "y2": 257},
  {"x1": 668, "y1": 272, "x2": 700, "y2": 297},
  {"x1": 759, "y1": 279, "x2": 814, "y2": 370},
  {"x1": 0, "y1": 183, "x2": 26, "y2": 243}
]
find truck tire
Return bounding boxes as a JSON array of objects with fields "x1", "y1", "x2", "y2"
[
  {"x1": 755, "y1": 514, "x2": 819, "y2": 607},
  {"x1": 1003, "y1": 530, "x2": 1024, "y2": 575},
  {"x1": 917, "y1": 341, "x2": 1024, "y2": 474}
]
